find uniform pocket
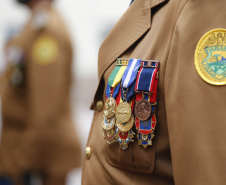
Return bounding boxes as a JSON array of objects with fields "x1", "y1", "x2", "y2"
[{"x1": 104, "y1": 133, "x2": 156, "y2": 173}]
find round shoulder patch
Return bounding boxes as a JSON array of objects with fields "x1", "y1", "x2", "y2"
[
  {"x1": 195, "y1": 29, "x2": 226, "y2": 85},
  {"x1": 31, "y1": 35, "x2": 59, "y2": 65}
]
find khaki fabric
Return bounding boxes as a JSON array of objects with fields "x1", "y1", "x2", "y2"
[
  {"x1": 82, "y1": 0, "x2": 226, "y2": 184},
  {"x1": 0, "y1": 4, "x2": 81, "y2": 181}
]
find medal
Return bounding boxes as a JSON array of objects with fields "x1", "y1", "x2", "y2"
[
  {"x1": 103, "y1": 128, "x2": 116, "y2": 144},
  {"x1": 134, "y1": 98, "x2": 152, "y2": 121},
  {"x1": 117, "y1": 59, "x2": 142, "y2": 119},
  {"x1": 134, "y1": 60, "x2": 159, "y2": 148},
  {"x1": 114, "y1": 59, "x2": 141, "y2": 149},
  {"x1": 115, "y1": 127, "x2": 135, "y2": 150},
  {"x1": 116, "y1": 115, "x2": 134, "y2": 132},
  {"x1": 115, "y1": 102, "x2": 132, "y2": 123},
  {"x1": 102, "y1": 116, "x2": 115, "y2": 130},
  {"x1": 103, "y1": 58, "x2": 129, "y2": 144},
  {"x1": 104, "y1": 96, "x2": 116, "y2": 119},
  {"x1": 136, "y1": 115, "x2": 156, "y2": 148},
  {"x1": 137, "y1": 133, "x2": 155, "y2": 148}
]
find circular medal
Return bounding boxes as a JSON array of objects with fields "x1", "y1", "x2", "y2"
[
  {"x1": 134, "y1": 99, "x2": 152, "y2": 121},
  {"x1": 115, "y1": 102, "x2": 131, "y2": 123},
  {"x1": 116, "y1": 115, "x2": 134, "y2": 132},
  {"x1": 102, "y1": 116, "x2": 115, "y2": 130},
  {"x1": 104, "y1": 97, "x2": 116, "y2": 118},
  {"x1": 195, "y1": 29, "x2": 226, "y2": 85}
]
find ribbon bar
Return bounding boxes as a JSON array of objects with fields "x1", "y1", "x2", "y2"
[
  {"x1": 141, "y1": 60, "x2": 160, "y2": 68},
  {"x1": 116, "y1": 58, "x2": 129, "y2": 66}
]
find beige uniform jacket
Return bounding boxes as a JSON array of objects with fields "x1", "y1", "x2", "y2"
[
  {"x1": 0, "y1": 5, "x2": 81, "y2": 180},
  {"x1": 82, "y1": 0, "x2": 226, "y2": 184}
]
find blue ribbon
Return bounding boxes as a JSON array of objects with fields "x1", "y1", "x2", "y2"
[
  {"x1": 106, "y1": 83, "x2": 120, "y2": 98},
  {"x1": 121, "y1": 58, "x2": 141, "y2": 101},
  {"x1": 136, "y1": 67, "x2": 156, "y2": 92}
]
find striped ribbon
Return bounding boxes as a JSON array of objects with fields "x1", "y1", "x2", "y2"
[
  {"x1": 122, "y1": 59, "x2": 141, "y2": 88},
  {"x1": 135, "y1": 60, "x2": 159, "y2": 133},
  {"x1": 135, "y1": 62, "x2": 158, "y2": 93},
  {"x1": 108, "y1": 65, "x2": 127, "y2": 88},
  {"x1": 121, "y1": 59, "x2": 141, "y2": 102},
  {"x1": 135, "y1": 61, "x2": 159, "y2": 103},
  {"x1": 106, "y1": 59, "x2": 129, "y2": 101}
]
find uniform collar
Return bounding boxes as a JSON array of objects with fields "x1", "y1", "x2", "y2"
[
  {"x1": 150, "y1": 0, "x2": 169, "y2": 8},
  {"x1": 98, "y1": 0, "x2": 168, "y2": 80}
]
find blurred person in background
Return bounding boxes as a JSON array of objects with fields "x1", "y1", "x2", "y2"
[{"x1": 0, "y1": 0, "x2": 81, "y2": 185}]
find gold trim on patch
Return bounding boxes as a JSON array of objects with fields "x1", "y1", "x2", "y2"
[
  {"x1": 195, "y1": 28, "x2": 226, "y2": 85},
  {"x1": 31, "y1": 35, "x2": 59, "y2": 65}
]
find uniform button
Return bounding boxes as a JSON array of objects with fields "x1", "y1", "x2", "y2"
[
  {"x1": 96, "y1": 100, "x2": 103, "y2": 112},
  {"x1": 85, "y1": 147, "x2": 92, "y2": 160}
]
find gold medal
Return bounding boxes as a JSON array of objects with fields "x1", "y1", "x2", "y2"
[
  {"x1": 195, "y1": 29, "x2": 226, "y2": 85},
  {"x1": 103, "y1": 128, "x2": 116, "y2": 144},
  {"x1": 102, "y1": 116, "x2": 115, "y2": 130},
  {"x1": 115, "y1": 102, "x2": 131, "y2": 123},
  {"x1": 115, "y1": 115, "x2": 134, "y2": 132},
  {"x1": 104, "y1": 97, "x2": 116, "y2": 118},
  {"x1": 137, "y1": 133, "x2": 155, "y2": 148}
]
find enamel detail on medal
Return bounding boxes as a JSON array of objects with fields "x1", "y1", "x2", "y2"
[{"x1": 102, "y1": 58, "x2": 160, "y2": 149}]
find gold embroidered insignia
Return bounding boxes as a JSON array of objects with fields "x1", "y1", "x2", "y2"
[
  {"x1": 195, "y1": 29, "x2": 226, "y2": 85},
  {"x1": 31, "y1": 35, "x2": 59, "y2": 65}
]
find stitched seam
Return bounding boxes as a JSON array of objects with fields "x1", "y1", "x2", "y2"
[
  {"x1": 161, "y1": 0, "x2": 191, "y2": 177},
  {"x1": 165, "y1": 0, "x2": 191, "y2": 70}
]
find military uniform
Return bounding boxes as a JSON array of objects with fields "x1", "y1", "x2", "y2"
[
  {"x1": 82, "y1": 0, "x2": 226, "y2": 184},
  {"x1": 0, "y1": 3, "x2": 81, "y2": 184}
]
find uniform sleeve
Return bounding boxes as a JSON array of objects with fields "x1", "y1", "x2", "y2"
[
  {"x1": 165, "y1": 0, "x2": 226, "y2": 184},
  {"x1": 27, "y1": 32, "x2": 72, "y2": 125}
]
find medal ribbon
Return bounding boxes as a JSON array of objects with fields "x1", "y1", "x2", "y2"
[
  {"x1": 135, "y1": 61, "x2": 158, "y2": 93},
  {"x1": 122, "y1": 59, "x2": 141, "y2": 88},
  {"x1": 106, "y1": 58, "x2": 129, "y2": 104},
  {"x1": 106, "y1": 83, "x2": 120, "y2": 99},
  {"x1": 135, "y1": 61, "x2": 159, "y2": 103},
  {"x1": 121, "y1": 59, "x2": 141, "y2": 102},
  {"x1": 135, "y1": 61, "x2": 159, "y2": 133},
  {"x1": 108, "y1": 65, "x2": 127, "y2": 87}
]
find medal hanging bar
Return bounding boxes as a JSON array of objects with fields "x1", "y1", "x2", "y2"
[{"x1": 134, "y1": 60, "x2": 160, "y2": 148}]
